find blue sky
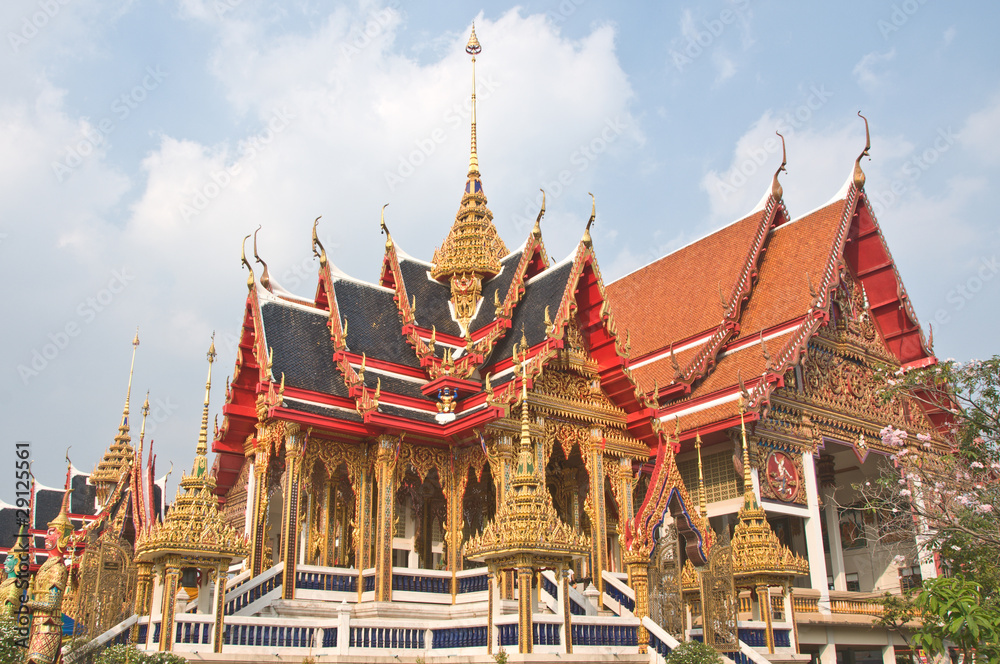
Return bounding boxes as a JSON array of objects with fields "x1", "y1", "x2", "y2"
[{"x1": 2, "y1": 0, "x2": 999, "y2": 490}]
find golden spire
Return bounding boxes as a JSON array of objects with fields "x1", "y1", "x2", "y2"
[
  {"x1": 695, "y1": 432, "x2": 707, "y2": 517},
  {"x1": 771, "y1": 131, "x2": 787, "y2": 201},
  {"x1": 853, "y1": 111, "x2": 871, "y2": 190},
  {"x1": 194, "y1": 334, "x2": 217, "y2": 474},
  {"x1": 739, "y1": 396, "x2": 754, "y2": 507},
  {"x1": 380, "y1": 203, "x2": 392, "y2": 249},
  {"x1": 467, "y1": 23, "x2": 482, "y2": 176},
  {"x1": 120, "y1": 328, "x2": 140, "y2": 437},
  {"x1": 312, "y1": 216, "x2": 327, "y2": 268},
  {"x1": 430, "y1": 23, "x2": 507, "y2": 329},
  {"x1": 138, "y1": 391, "x2": 150, "y2": 458}
]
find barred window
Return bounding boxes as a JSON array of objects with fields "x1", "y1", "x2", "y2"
[{"x1": 678, "y1": 450, "x2": 742, "y2": 506}]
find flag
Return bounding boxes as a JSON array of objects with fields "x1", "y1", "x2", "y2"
[{"x1": 476, "y1": 429, "x2": 488, "y2": 457}]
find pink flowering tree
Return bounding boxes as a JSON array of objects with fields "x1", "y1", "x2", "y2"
[{"x1": 862, "y1": 357, "x2": 1000, "y2": 659}]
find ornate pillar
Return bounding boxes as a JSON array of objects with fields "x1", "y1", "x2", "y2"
[
  {"x1": 584, "y1": 441, "x2": 608, "y2": 593},
  {"x1": 625, "y1": 554, "x2": 650, "y2": 654},
  {"x1": 561, "y1": 468, "x2": 582, "y2": 578},
  {"x1": 280, "y1": 424, "x2": 307, "y2": 600},
  {"x1": 561, "y1": 567, "x2": 574, "y2": 654},
  {"x1": 756, "y1": 584, "x2": 775, "y2": 653},
  {"x1": 444, "y1": 454, "x2": 465, "y2": 601},
  {"x1": 374, "y1": 435, "x2": 399, "y2": 602},
  {"x1": 159, "y1": 561, "x2": 181, "y2": 652},
  {"x1": 130, "y1": 561, "x2": 154, "y2": 644},
  {"x1": 352, "y1": 451, "x2": 375, "y2": 598},
  {"x1": 517, "y1": 564, "x2": 534, "y2": 654},
  {"x1": 491, "y1": 433, "x2": 517, "y2": 599},
  {"x1": 487, "y1": 569, "x2": 496, "y2": 654},
  {"x1": 212, "y1": 565, "x2": 227, "y2": 653},
  {"x1": 248, "y1": 433, "x2": 271, "y2": 576}
]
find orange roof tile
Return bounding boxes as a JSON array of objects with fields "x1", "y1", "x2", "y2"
[
  {"x1": 734, "y1": 200, "x2": 846, "y2": 339},
  {"x1": 607, "y1": 211, "x2": 767, "y2": 359}
]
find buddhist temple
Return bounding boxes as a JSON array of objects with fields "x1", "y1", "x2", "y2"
[{"x1": 0, "y1": 25, "x2": 953, "y2": 664}]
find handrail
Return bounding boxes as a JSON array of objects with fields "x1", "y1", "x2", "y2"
[
  {"x1": 602, "y1": 570, "x2": 635, "y2": 615},
  {"x1": 642, "y1": 616, "x2": 681, "y2": 664},
  {"x1": 225, "y1": 561, "x2": 284, "y2": 615},
  {"x1": 64, "y1": 615, "x2": 138, "y2": 664}
]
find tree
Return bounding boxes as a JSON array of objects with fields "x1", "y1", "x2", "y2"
[{"x1": 910, "y1": 576, "x2": 1000, "y2": 664}]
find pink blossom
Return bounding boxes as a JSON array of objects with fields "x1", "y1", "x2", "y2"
[
  {"x1": 977, "y1": 504, "x2": 993, "y2": 513},
  {"x1": 917, "y1": 433, "x2": 932, "y2": 442},
  {"x1": 900, "y1": 489, "x2": 912, "y2": 497},
  {"x1": 971, "y1": 461, "x2": 985, "y2": 469}
]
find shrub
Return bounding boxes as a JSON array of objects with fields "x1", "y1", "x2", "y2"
[{"x1": 664, "y1": 640, "x2": 723, "y2": 664}]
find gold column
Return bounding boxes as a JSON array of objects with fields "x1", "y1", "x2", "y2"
[
  {"x1": 757, "y1": 584, "x2": 775, "y2": 653},
  {"x1": 280, "y1": 424, "x2": 306, "y2": 600},
  {"x1": 159, "y1": 561, "x2": 181, "y2": 652},
  {"x1": 562, "y1": 468, "x2": 582, "y2": 578},
  {"x1": 248, "y1": 438, "x2": 271, "y2": 576},
  {"x1": 561, "y1": 567, "x2": 574, "y2": 654},
  {"x1": 625, "y1": 555, "x2": 650, "y2": 654},
  {"x1": 493, "y1": 433, "x2": 517, "y2": 599},
  {"x1": 322, "y1": 482, "x2": 333, "y2": 567},
  {"x1": 585, "y1": 443, "x2": 608, "y2": 592},
  {"x1": 487, "y1": 569, "x2": 495, "y2": 655},
  {"x1": 444, "y1": 456, "x2": 465, "y2": 600},
  {"x1": 517, "y1": 564, "x2": 534, "y2": 654},
  {"x1": 374, "y1": 435, "x2": 399, "y2": 602},
  {"x1": 787, "y1": 582, "x2": 800, "y2": 653},
  {"x1": 353, "y1": 454, "x2": 374, "y2": 598},
  {"x1": 212, "y1": 565, "x2": 227, "y2": 653},
  {"x1": 130, "y1": 561, "x2": 154, "y2": 644}
]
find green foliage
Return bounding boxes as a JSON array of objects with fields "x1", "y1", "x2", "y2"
[
  {"x1": 871, "y1": 592, "x2": 917, "y2": 647},
  {"x1": 493, "y1": 646, "x2": 508, "y2": 664},
  {"x1": 0, "y1": 616, "x2": 29, "y2": 664},
  {"x1": 94, "y1": 644, "x2": 187, "y2": 664},
  {"x1": 664, "y1": 640, "x2": 723, "y2": 664},
  {"x1": 911, "y1": 576, "x2": 1000, "y2": 663}
]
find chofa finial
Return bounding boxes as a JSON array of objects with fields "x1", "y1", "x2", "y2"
[
  {"x1": 312, "y1": 216, "x2": 327, "y2": 269},
  {"x1": 532, "y1": 189, "x2": 545, "y2": 238},
  {"x1": 771, "y1": 131, "x2": 787, "y2": 201},
  {"x1": 582, "y1": 192, "x2": 596, "y2": 247},
  {"x1": 253, "y1": 225, "x2": 271, "y2": 290},
  {"x1": 241, "y1": 233, "x2": 255, "y2": 291},
  {"x1": 380, "y1": 204, "x2": 391, "y2": 249},
  {"x1": 853, "y1": 111, "x2": 871, "y2": 189}
]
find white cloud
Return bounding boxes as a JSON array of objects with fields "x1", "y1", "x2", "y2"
[
  {"x1": 960, "y1": 94, "x2": 1000, "y2": 165},
  {"x1": 852, "y1": 48, "x2": 896, "y2": 93}
]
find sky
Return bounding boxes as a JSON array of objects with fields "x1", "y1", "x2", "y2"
[{"x1": 2, "y1": 0, "x2": 999, "y2": 495}]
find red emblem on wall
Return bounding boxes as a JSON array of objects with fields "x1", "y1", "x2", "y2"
[{"x1": 765, "y1": 450, "x2": 800, "y2": 502}]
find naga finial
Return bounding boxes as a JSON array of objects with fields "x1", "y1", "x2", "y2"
[
  {"x1": 771, "y1": 131, "x2": 787, "y2": 201},
  {"x1": 532, "y1": 188, "x2": 546, "y2": 238},
  {"x1": 380, "y1": 204, "x2": 391, "y2": 249},
  {"x1": 853, "y1": 111, "x2": 871, "y2": 190},
  {"x1": 312, "y1": 216, "x2": 328, "y2": 269},
  {"x1": 241, "y1": 233, "x2": 255, "y2": 291},
  {"x1": 583, "y1": 192, "x2": 596, "y2": 246},
  {"x1": 253, "y1": 225, "x2": 271, "y2": 291}
]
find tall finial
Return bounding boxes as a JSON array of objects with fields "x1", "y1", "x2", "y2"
[
  {"x1": 253, "y1": 225, "x2": 271, "y2": 290},
  {"x1": 853, "y1": 111, "x2": 871, "y2": 190},
  {"x1": 532, "y1": 189, "x2": 546, "y2": 238},
  {"x1": 738, "y1": 395, "x2": 754, "y2": 505},
  {"x1": 695, "y1": 432, "x2": 707, "y2": 517},
  {"x1": 466, "y1": 23, "x2": 482, "y2": 177},
  {"x1": 583, "y1": 192, "x2": 596, "y2": 247},
  {"x1": 119, "y1": 328, "x2": 140, "y2": 437},
  {"x1": 312, "y1": 216, "x2": 328, "y2": 268},
  {"x1": 241, "y1": 234, "x2": 255, "y2": 291},
  {"x1": 380, "y1": 204, "x2": 392, "y2": 249},
  {"x1": 197, "y1": 333, "x2": 217, "y2": 461},
  {"x1": 771, "y1": 131, "x2": 787, "y2": 201},
  {"x1": 138, "y1": 391, "x2": 150, "y2": 456}
]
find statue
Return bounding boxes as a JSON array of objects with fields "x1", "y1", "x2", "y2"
[
  {"x1": 1, "y1": 522, "x2": 30, "y2": 618},
  {"x1": 24, "y1": 490, "x2": 73, "y2": 664}
]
